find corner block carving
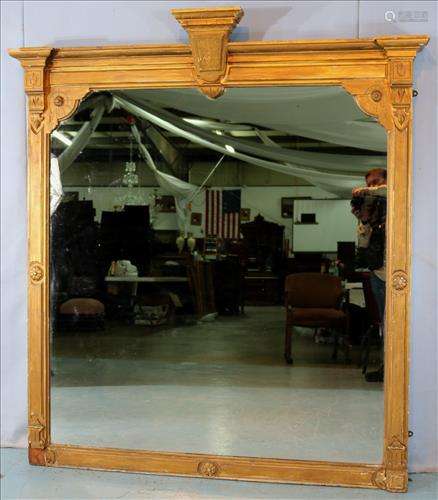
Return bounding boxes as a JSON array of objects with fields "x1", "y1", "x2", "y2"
[
  {"x1": 372, "y1": 437, "x2": 408, "y2": 492},
  {"x1": 341, "y1": 81, "x2": 391, "y2": 131},
  {"x1": 386, "y1": 437, "x2": 408, "y2": 492},
  {"x1": 172, "y1": 7, "x2": 243, "y2": 98},
  {"x1": 28, "y1": 446, "x2": 57, "y2": 466},
  {"x1": 387, "y1": 437, "x2": 407, "y2": 469},
  {"x1": 46, "y1": 89, "x2": 90, "y2": 133},
  {"x1": 197, "y1": 460, "x2": 220, "y2": 477},
  {"x1": 29, "y1": 412, "x2": 47, "y2": 449},
  {"x1": 45, "y1": 447, "x2": 57, "y2": 466}
]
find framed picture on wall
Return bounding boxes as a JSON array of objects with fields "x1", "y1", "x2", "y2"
[
  {"x1": 240, "y1": 208, "x2": 251, "y2": 222},
  {"x1": 191, "y1": 212, "x2": 202, "y2": 226},
  {"x1": 281, "y1": 197, "x2": 294, "y2": 218},
  {"x1": 156, "y1": 195, "x2": 176, "y2": 213}
]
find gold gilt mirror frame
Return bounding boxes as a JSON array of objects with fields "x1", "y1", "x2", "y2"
[{"x1": 9, "y1": 6, "x2": 429, "y2": 493}]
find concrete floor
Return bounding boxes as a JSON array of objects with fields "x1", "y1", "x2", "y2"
[
  {"x1": 51, "y1": 307, "x2": 383, "y2": 463},
  {"x1": 2, "y1": 449, "x2": 437, "y2": 500}
]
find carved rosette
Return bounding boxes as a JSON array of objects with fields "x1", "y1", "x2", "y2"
[
  {"x1": 370, "y1": 89, "x2": 382, "y2": 102},
  {"x1": 172, "y1": 7, "x2": 243, "y2": 98},
  {"x1": 197, "y1": 460, "x2": 220, "y2": 477},
  {"x1": 29, "y1": 262, "x2": 44, "y2": 284},
  {"x1": 392, "y1": 270, "x2": 408, "y2": 291},
  {"x1": 53, "y1": 95, "x2": 65, "y2": 107}
]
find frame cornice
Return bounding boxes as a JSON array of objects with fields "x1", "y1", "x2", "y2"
[{"x1": 9, "y1": 6, "x2": 429, "y2": 493}]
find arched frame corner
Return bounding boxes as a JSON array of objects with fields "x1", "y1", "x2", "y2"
[
  {"x1": 45, "y1": 87, "x2": 92, "y2": 134},
  {"x1": 341, "y1": 80, "x2": 394, "y2": 132}
]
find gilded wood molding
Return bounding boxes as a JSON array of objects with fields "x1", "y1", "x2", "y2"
[{"x1": 8, "y1": 5, "x2": 430, "y2": 493}]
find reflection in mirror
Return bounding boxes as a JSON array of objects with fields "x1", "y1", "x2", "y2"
[{"x1": 50, "y1": 87, "x2": 387, "y2": 463}]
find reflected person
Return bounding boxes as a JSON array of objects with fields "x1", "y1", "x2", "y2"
[{"x1": 351, "y1": 168, "x2": 387, "y2": 382}]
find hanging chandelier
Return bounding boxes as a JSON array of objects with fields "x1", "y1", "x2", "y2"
[{"x1": 115, "y1": 133, "x2": 144, "y2": 207}]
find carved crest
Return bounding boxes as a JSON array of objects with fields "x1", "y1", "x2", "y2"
[
  {"x1": 172, "y1": 7, "x2": 243, "y2": 98},
  {"x1": 29, "y1": 113, "x2": 44, "y2": 135},
  {"x1": 392, "y1": 108, "x2": 410, "y2": 130}
]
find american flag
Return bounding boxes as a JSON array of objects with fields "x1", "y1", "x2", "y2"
[{"x1": 205, "y1": 189, "x2": 241, "y2": 239}]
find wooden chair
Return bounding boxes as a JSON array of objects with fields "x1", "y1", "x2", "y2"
[{"x1": 284, "y1": 273, "x2": 349, "y2": 364}]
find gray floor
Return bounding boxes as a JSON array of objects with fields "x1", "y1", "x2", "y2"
[
  {"x1": 2, "y1": 449, "x2": 437, "y2": 500},
  {"x1": 51, "y1": 307, "x2": 383, "y2": 463}
]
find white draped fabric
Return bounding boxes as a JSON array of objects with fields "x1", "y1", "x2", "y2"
[
  {"x1": 130, "y1": 124, "x2": 198, "y2": 235},
  {"x1": 113, "y1": 94, "x2": 366, "y2": 198},
  {"x1": 53, "y1": 89, "x2": 386, "y2": 229},
  {"x1": 120, "y1": 87, "x2": 387, "y2": 153},
  {"x1": 115, "y1": 93, "x2": 385, "y2": 174},
  {"x1": 50, "y1": 155, "x2": 63, "y2": 216},
  {"x1": 58, "y1": 97, "x2": 112, "y2": 173}
]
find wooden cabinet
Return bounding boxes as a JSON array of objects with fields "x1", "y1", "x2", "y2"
[{"x1": 244, "y1": 273, "x2": 281, "y2": 306}]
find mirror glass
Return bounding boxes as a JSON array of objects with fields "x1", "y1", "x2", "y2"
[{"x1": 50, "y1": 87, "x2": 387, "y2": 463}]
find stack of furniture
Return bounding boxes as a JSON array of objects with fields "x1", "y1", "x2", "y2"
[
  {"x1": 240, "y1": 214, "x2": 285, "y2": 305},
  {"x1": 51, "y1": 198, "x2": 103, "y2": 331},
  {"x1": 100, "y1": 205, "x2": 152, "y2": 277},
  {"x1": 286, "y1": 252, "x2": 330, "y2": 274},
  {"x1": 213, "y1": 257, "x2": 245, "y2": 315}
]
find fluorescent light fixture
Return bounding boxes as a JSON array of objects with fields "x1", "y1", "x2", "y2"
[
  {"x1": 182, "y1": 118, "x2": 206, "y2": 127},
  {"x1": 215, "y1": 130, "x2": 223, "y2": 135},
  {"x1": 225, "y1": 144, "x2": 235, "y2": 153},
  {"x1": 52, "y1": 130, "x2": 73, "y2": 146}
]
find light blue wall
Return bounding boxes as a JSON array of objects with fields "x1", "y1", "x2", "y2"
[{"x1": 1, "y1": 0, "x2": 437, "y2": 471}]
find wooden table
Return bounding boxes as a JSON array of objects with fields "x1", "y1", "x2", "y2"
[
  {"x1": 105, "y1": 276, "x2": 188, "y2": 283},
  {"x1": 105, "y1": 276, "x2": 188, "y2": 296}
]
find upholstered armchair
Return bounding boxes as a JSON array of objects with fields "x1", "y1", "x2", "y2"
[{"x1": 284, "y1": 273, "x2": 349, "y2": 364}]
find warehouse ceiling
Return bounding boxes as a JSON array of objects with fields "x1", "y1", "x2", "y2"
[{"x1": 52, "y1": 87, "x2": 386, "y2": 165}]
